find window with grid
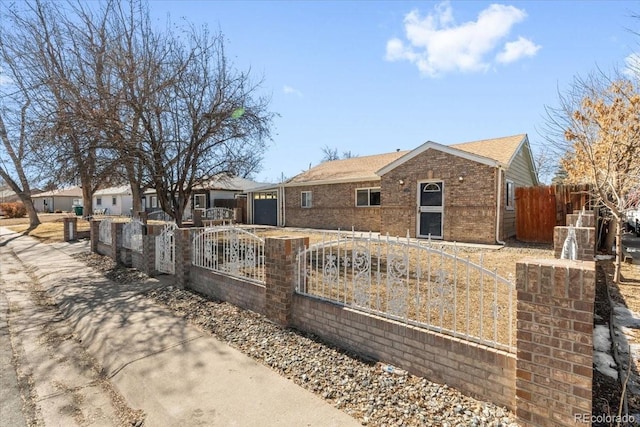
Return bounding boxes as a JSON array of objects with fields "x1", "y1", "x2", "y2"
[{"x1": 356, "y1": 188, "x2": 381, "y2": 207}]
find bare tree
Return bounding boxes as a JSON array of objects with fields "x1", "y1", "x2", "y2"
[
  {"x1": 2, "y1": 1, "x2": 273, "y2": 224},
  {"x1": 543, "y1": 72, "x2": 640, "y2": 282},
  {"x1": 1, "y1": 0, "x2": 119, "y2": 214},
  {"x1": 136, "y1": 27, "x2": 273, "y2": 225},
  {"x1": 320, "y1": 145, "x2": 339, "y2": 162},
  {"x1": 0, "y1": 105, "x2": 41, "y2": 227},
  {"x1": 320, "y1": 145, "x2": 358, "y2": 162},
  {"x1": 0, "y1": 9, "x2": 45, "y2": 227}
]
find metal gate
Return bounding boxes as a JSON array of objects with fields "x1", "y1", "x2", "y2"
[{"x1": 155, "y1": 223, "x2": 176, "y2": 274}]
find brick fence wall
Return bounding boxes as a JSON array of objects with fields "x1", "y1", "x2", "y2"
[
  {"x1": 91, "y1": 226, "x2": 597, "y2": 426},
  {"x1": 190, "y1": 266, "x2": 266, "y2": 315},
  {"x1": 292, "y1": 295, "x2": 516, "y2": 410},
  {"x1": 515, "y1": 258, "x2": 595, "y2": 426}
]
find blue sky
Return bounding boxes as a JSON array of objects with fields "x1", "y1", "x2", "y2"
[{"x1": 43, "y1": 2, "x2": 640, "y2": 184}]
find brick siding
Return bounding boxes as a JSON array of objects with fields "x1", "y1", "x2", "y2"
[
  {"x1": 380, "y1": 150, "x2": 498, "y2": 243},
  {"x1": 284, "y1": 181, "x2": 381, "y2": 232}
]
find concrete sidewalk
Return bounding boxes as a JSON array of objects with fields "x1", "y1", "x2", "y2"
[{"x1": 0, "y1": 228, "x2": 360, "y2": 426}]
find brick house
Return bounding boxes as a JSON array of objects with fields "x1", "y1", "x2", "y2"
[{"x1": 281, "y1": 134, "x2": 538, "y2": 244}]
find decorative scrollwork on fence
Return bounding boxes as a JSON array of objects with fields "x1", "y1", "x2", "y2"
[
  {"x1": 192, "y1": 226, "x2": 265, "y2": 284},
  {"x1": 296, "y1": 231, "x2": 516, "y2": 353},
  {"x1": 155, "y1": 223, "x2": 176, "y2": 274},
  {"x1": 98, "y1": 218, "x2": 112, "y2": 244},
  {"x1": 122, "y1": 219, "x2": 144, "y2": 252},
  {"x1": 204, "y1": 208, "x2": 234, "y2": 221},
  {"x1": 352, "y1": 244, "x2": 371, "y2": 308},
  {"x1": 385, "y1": 246, "x2": 409, "y2": 318}
]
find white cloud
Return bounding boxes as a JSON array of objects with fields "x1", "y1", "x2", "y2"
[
  {"x1": 283, "y1": 85, "x2": 303, "y2": 97},
  {"x1": 385, "y1": 1, "x2": 540, "y2": 77},
  {"x1": 623, "y1": 53, "x2": 640, "y2": 78},
  {"x1": 496, "y1": 36, "x2": 541, "y2": 63}
]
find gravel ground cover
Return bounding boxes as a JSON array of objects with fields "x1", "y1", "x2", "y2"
[{"x1": 76, "y1": 251, "x2": 518, "y2": 426}]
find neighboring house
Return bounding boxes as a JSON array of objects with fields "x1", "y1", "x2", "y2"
[
  {"x1": 281, "y1": 134, "x2": 538, "y2": 244},
  {"x1": 93, "y1": 185, "x2": 133, "y2": 216},
  {"x1": 142, "y1": 174, "x2": 269, "y2": 220},
  {"x1": 31, "y1": 187, "x2": 83, "y2": 213}
]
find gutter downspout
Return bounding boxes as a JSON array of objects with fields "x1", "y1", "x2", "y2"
[
  {"x1": 278, "y1": 183, "x2": 286, "y2": 227},
  {"x1": 496, "y1": 167, "x2": 506, "y2": 245}
]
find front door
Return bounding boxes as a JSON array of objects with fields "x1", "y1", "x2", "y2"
[{"x1": 417, "y1": 181, "x2": 444, "y2": 239}]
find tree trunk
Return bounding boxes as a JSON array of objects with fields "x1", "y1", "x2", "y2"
[
  {"x1": 130, "y1": 184, "x2": 142, "y2": 218},
  {"x1": 82, "y1": 185, "x2": 93, "y2": 217},
  {"x1": 22, "y1": 195, "x2": 40, "y2": 228},
  {"x1": 604, "y1": 217, "x2": 616, "y2": 254},
  {"x1": 613, "y1": 217, "x2": 623, "y2": 284},
  {"x1": 0, "y1": 172, "x2": 40, "y2": 228}
]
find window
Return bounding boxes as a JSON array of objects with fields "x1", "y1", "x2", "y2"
[
  {"x1": 301, "y1": 191, "x2": 312, "y2": 208},
  {"x1": 96, "y1": 198, "x2": 102, "y2": 206},
  {"x1": 112, "y1": 197, "x2": 117, "y2": 205},
  {"x1": 194, "y1": 194, "x2": 206, "y2": 209},
  {"x1": 151, "y1": 196, "x2": 157, "y2": 208},
  {"x1": 254, "y1": 192, "x2": 277, "y2": 200},
  {"x1": 356, "y1": 188, "x2": 381, "y2": 207},
  {"x1": 506, "y1": 180, "x2": 515, "y2": 210}
]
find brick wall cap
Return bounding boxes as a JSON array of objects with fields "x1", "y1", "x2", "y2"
[{"x1": 517, "y1": 257, "x2": 595, "y2": 270}]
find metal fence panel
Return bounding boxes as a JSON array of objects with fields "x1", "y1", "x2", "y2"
[
  {"x1": 296, "y1": 231, "x2": 515, "y2": 353},
  {"x1": 192, "y1": 226, "x2": 264, "y2": 284},
  {"x1": 98, "y1": 218, "x2": 112, "y2": 244},
  {"x1": 122, "y1": 219, "x2": 144, "y2": 253},
  {"x1": 155, "y1": 223, "x2": 176, "y2": 274}
]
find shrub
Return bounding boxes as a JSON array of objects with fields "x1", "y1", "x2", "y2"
[{"x1": 0, "y1": 202, "x2": 27, "y2": 218}]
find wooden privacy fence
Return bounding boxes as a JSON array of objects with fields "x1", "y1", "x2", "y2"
[{"x1": 516, "y1": 184, "x2": 592, "y2": 243}]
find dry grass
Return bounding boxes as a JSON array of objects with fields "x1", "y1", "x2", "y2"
[{"x1": 1, "y1": 214, "x2": 91, "y2": 242}]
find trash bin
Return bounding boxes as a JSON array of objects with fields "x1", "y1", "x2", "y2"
[{"x1": 73, "y1": 206, "x2": 83, "y2": 216}]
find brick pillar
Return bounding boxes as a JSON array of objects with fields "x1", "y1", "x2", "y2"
[
  {"x1": 566, "y1": 212, "x2": 595, "y2": 228},
  {"x1": 139, "y1": 223, "x2": 159, "y2": 276},
  {"x1": 90, "y1": 220, "x2": 101, "y2": 253},
  {"x1": 553, "y1": 226, "x2": 595, "y2": 260},
  {"x1": 515, "y1": 258, "x2": 595, "y2": 427},
  {"x1": 111, "y1": 222, "x2": 124, "y2": 262},
  {"x1": 63, "y1": 217, "x2": 77, "y2": 242},
  {"x1": 265, "y1": 237, "x2": 308, "y2": 326},
  {"x1": 193, "y1": 209, "x2": 203, "y2": 228},
  {"x1": 233, "y1": 207, "x2": 243, "y2": 224},
  {"x1": 174, "y1": 228, "x2": 191, "y2": 288}
]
